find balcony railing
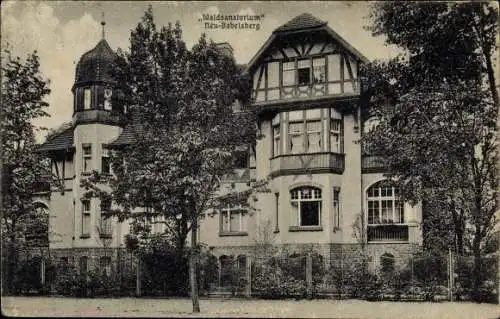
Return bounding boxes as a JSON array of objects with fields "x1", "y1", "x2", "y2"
[
  {"x1": 367, "y1": 225, "x2": 409, "y2": 242},
  {"x1": 253, "y1": 81, "x2": 360, "y2": 104},
  {"x1": 270, "y1": 152, "x2": 344, "y2": 177},
  {"x1": 361, "y1": 155, "x2": 387, "y2": 173}
]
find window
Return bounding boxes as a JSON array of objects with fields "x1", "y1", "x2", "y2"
[
  {"x1": 84, "y1": 88, "x2": 92, "y2": 110},
  {"x1": 274, "y1": 192, "x2": 280, "y2": 233},
  {"x1": 100, "y1": 199, "x2": 112, "y2": 237},
  {"x1": 272, "y1": 114, "x2": 280, "y2": 156},
  {"x1": 306, "y1": 120, "x2": 321, "y2": 152},
  {"x1": 333, "y1": 188, "x2": 340, "y2": 228},
  {"x1": 82, "y1": 144, "x2": 92, "y2": 172},
  {"x1": 291, "y1": 187, "x2": 322, "y2": 226},
  {"x1": 297, "y1": 59, "x2": 311, "y2": 85},
  {"x1": 330, "y1": 119, "x2": 343, "y2": 153},
  {"x1": 104, "y1": 88, "x2": 113, "y2": 111},
  {"x1": 101, "y1": 148, "x2": 111, "y2": 174},
  {"x1": 81, "y1": 199, "x2": 91, "y2": 236},
  {"x1": 289, "y1": 122, "x2": 304, "y2": 153},
  {"x1": 367, "y1": 181, "x2": 404, "y2": 225},
  {"x1": 220, "y1": 206, "x2": 247, "y2": 233},
  {"x1": 282, "y1": 61, "x2": 295, "y2": 86},
  {"x1": 312, "y1": 58, "x2": 326, "y2": 83}
]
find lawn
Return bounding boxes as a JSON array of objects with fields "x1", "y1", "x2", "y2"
[{"x1": 2, "y1": 297, "x2": 499, "y2": 318}]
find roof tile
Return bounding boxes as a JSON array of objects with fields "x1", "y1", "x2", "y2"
[
  {"x1": 37, "y1": 127, "x2": 74, "y2": 152},
  {"x1": 274, "y1": 13, "x2": 327, "y2": 33}
]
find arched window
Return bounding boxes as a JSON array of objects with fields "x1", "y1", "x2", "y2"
[
  {"x1": 291, "y1": 186, "x2": 322, "y2": 226},
  {"x1": 366, "y1": 181, "x2": 404, "y2": 225}
]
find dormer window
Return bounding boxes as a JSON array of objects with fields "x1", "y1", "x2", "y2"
[
  {"x1": 297, "y1": 59, "x2": 311, "y2": 85},
  {"x1": 84, "y1": 88, "x2": 92, "y2": 110}
]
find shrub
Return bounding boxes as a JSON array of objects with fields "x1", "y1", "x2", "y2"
[
  {"x1": 53, "y1": 263, "x2": 78, "y2": 296},
  {"x1": 326, "y1": 255, "x2": 382, "y2": 300},
  {"x1": 252, "y1": 257, "x2": 307, "y2": 299}
]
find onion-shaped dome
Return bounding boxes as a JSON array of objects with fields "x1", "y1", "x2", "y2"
[{"x1": 73, "y1": 39, "x2": 117, "y2": 89}]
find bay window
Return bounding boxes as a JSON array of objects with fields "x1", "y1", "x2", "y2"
[{"x1": 272, "y1": 108, "x2": 343, "y2": 156}]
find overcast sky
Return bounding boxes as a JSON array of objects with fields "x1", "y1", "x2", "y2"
[{"x1": 2, "y1": 1, "x2": 402, "y2": 142}]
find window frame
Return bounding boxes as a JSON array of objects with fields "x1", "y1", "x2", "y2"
[
  {"x1": 82, "y1": 144, "x2": 92, "y2": 173},
  {"x1": 99, "y1": 198, "x2": 112, "y2": 237},
  {"x1": 219, "y1": 205, "x2": 248, "y2": 235},
  {"x1": 81, "y1": 199, "x2": 91, "y2": 237},
  {"x1": 83, "y1": 87, "x2": 92, "y2": 110},
  {"x1": 290, "y1": 186, "x2": 322, "y2": 227},
  {"x1": 366, "y1": 182, "x2": 404, "y2": 225},
  {"x1": 333, "y1": 187, "x2": 340, "y2": 228}
]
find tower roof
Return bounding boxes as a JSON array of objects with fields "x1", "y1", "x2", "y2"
[
  {"x1": 273, "y1": 13, "x2": 327, "y2": 33},
  {"x1": 74, "y1": 39, "x2": 117, "y2": 88}
]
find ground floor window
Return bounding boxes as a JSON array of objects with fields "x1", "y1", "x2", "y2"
[{"x1": 220, "y1": 206, "x2": 247, "y2": 233}]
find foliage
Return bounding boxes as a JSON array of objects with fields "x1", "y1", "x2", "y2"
[
  {"x1": 364, "y1": 2, "x2": 498, "y2": 302},
  {"x1": 327, "y1": 253, "x2": 382, "y2": 300},
  {"x1": 80, "y1": 6, "x2": 260, "y2": 311},
  {"x1": 1, "y1": 44, "x2": 53, "y2": 293},
  {"x1": 252, "y1": 257, "x2": 307, "y2": 299}
]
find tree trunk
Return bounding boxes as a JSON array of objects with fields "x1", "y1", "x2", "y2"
[
  {"x1": 189, "y1": 216, "x2": 200, "y2": 313},
  {"x1": 471, "y1": 225, "x2": 482, "y2": 302}
]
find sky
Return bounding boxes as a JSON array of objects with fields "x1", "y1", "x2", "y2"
[{"x1": 1, "y1": 1, "x2": 402, "y2": 142}]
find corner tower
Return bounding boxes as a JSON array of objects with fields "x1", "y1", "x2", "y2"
[{"x1": 71, "y1": 19, "x2": 124, "y2": 249}]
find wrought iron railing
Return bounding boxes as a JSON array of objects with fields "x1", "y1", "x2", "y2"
[{"x1": 367, "y1": 224, "x2": 409, "y2": 242}]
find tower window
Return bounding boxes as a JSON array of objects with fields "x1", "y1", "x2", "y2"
[
  {"x1": 104, "y1": 88, "x2": 113, "y2": 111},
  {"x1": 101, "y1": 147, "x2": 111, "y2": 174},
  {"x1": 82, "y1": 144, "x2": 92, "y2": 172},
  {"x1": 84, "y1": 88, "x2": 92, "y2": 110}
]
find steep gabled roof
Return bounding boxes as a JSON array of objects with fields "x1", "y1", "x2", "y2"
[
  {"x1": 247, "y1": 13, "x2": 369, "y2": 73},
  {"x1": 37, "y1": 127, "x2": 74, "y2": 152},
  {"x1": 273, "y1": 13, "x2": 327, "y2": 33}
]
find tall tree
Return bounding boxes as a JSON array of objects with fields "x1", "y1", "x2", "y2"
[
  {"x1": 81, "y1": 7, "x2": 259, "y2": 312},
  {"x1": 1, "y1": 45, "x2": 52, "y2": 294},
  {"x1": 363, "y1": 2, "x2": 498, "y2": 302}
]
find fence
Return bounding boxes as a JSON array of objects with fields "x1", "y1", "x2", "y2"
[{"x1": 3, "y1": 248, "x2": 499, "y2": 303}]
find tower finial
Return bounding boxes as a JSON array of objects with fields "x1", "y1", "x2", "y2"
[{"x1": 101, "y1": 12, "x2": 106, "y2": 40}]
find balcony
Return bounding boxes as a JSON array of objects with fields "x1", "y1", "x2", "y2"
[
  {"x1": 367, "y1": 225, "x2": 409, "y2": 242},
  {"x1": 270, "y1": 152, "x2": 344, "y2": 177},
  {"x1": 361, "y1": 155, "x2": 387, "y2": 173}
]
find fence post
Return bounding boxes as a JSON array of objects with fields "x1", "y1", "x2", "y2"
[
  {"x1": 245, "y1": 256, "x2": 252, "y2": 297},
  {"x1": 40, "y1": 258, "x2": 46, "y2": 286},
  {"x1": 136, "y1": 256, "x2": 141, "y2": 297},
  {"x1": 306, "y1": 253, "x2": 313, "y2": 299}
]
